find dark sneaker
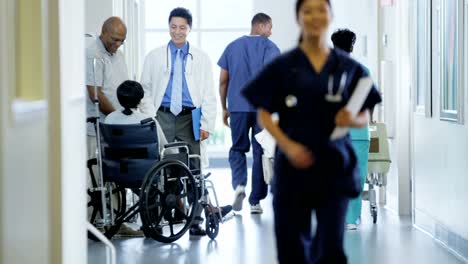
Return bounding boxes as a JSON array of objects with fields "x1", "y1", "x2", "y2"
[
  {"x1": 220, "y1": 205, "x2": 233, "y2": 217},
  {"x1": 189, "y1": 224, "x2": 206, "y2": 237}
]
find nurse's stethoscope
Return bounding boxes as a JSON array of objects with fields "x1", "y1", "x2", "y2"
[
  {"x1": 165, "y1": 41, "x2": 194, "y2": 74},
  {"x1": 325, "y1": 70, "x2": 347, "y2": 103},
  {"x1": 325, "y1": 50, "x2": 349, "y2": 103},
  {"x1": 285, "y1": 53, "x2": 348, "y2": 108}
]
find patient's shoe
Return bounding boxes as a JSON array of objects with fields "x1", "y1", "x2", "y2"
[
  {"x1": 232, "y1": 185, "x2": 246, "y2": 211},
  {"x1": 207, "y1": 205, "x2": 233, "y2": 218},
  {"x1": 220, "y1": 205, "x2": 233, "y2": 217},
  {"x1": 116, "y1": 223, "x2": 144, "y2": 237},
  {"x1": 346, "y1": 223, "x2": 358, "y2": 230},
  {"x1": 189, "y1": 224, "x2": 206, "y2": 237}
]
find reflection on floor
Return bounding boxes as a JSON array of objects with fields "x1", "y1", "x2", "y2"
[{"x1": 88, "y1": 168, "x2": 465, "y2": 264}]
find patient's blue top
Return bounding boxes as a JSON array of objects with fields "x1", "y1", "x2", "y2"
[
  {"x1": 242, "y1": 48, "x2": 381, "y2": 199},
  {"x1": 349, "y1": 64, "x2": 371, "y2": 141},
  {"x1": 218, "y1": 36, "x2": 280, "y2": 112},
  {"x1": 350, "y1": 127, "x2": 370, "y2": 141}
]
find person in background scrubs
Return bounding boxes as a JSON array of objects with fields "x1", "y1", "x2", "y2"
[
  {"x1": 218, "y1": 13, "x2": 280, "y2": 214},
  {"x1": 242, "y1": 0, "x2": 382, "y2": 263},
  {"x1": 331, "y1": 28, "x2": 372, "y2": 230}
]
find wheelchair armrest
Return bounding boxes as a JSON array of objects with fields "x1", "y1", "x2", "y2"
[{"x1": 164, "y1": 142, "x2": 189, "y2": 149}]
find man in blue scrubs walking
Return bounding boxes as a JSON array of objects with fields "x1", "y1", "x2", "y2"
[{"x1": 218, "y1": 13, "x2": 280, "y2": 214}]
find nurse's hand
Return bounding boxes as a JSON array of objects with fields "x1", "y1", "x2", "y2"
[
  {"x1": 285, "y1": 141, "x2": 315, "y2": 169},
  {"x1": 335, "y1": 108, "x2": 353, "y2": 127},
  {"x1": 223, "y1": 109, "x2": 230, "y2": 127}
]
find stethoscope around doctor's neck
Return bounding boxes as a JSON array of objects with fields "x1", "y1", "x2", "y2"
[{"x1": 165, "y1": 41, "x2": 194, "y2": 74}]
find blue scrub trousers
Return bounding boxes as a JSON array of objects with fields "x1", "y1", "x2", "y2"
[
  {"x1": 229, "y1": 112, "x2": 267, "y2": 205},
  {"x1": 273, "y1": 194, "x2": 349, "y2": 264}
]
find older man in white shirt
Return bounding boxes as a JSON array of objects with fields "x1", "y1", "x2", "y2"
[
  {"x1": 86, "y1": 17, "x2": 128, "y2": 137},
  {"x1": 85, "y1": 16, "x2": 145, "y2": 237}
]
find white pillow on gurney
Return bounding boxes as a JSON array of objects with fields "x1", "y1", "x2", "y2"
[{"x1": 255, "y1": 129, "x2": 276, "y2": 184}]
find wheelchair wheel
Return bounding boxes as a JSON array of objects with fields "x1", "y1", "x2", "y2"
[
  {"x1": 87, "y1": 182, "x2": 126, "y2": 241},
  {"x1": 140, "y1": 159, "x2": 199, "y2": 243},
  {"x1": 205, "y1": 205, "x2": 220, "y2": 240}
]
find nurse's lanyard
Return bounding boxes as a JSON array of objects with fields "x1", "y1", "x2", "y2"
[{"x1": 325, "y1": 71, "x2": 347, "y2": 103}]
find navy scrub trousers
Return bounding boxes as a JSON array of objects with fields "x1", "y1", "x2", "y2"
[
  {"x1": 229, "y1": 112, "x2": 268, "y2": 205},
  {"x1": 273, "y1": 193, "x2": 349, "y2": 264}
]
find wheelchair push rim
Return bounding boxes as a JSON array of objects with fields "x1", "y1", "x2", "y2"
[{"x1": 140, "y1": 159, "x2": 199, "y2": 243}]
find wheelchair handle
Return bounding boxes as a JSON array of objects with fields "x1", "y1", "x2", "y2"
[
  {"x1": 87, "y1": 117, "x2": 98, "y2": 124},
  {"x1": 140, "y1": 117, "x2": 155, "y2": 125}
]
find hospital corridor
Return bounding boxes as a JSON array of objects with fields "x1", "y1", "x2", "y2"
[{"x1": 1, "y1": 0, "x2": 468, "y2": 263}]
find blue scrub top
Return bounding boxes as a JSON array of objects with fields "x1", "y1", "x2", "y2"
[
  {"x1": 243, "y1": 48, "x2": 382, "y2": 198},
  {"x1": 218, "y1": 36, "x2": 280, "y2": 112}
]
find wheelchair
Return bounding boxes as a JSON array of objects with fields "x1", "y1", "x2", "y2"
[{"x1": 87, "y1": 117, "x2": 224, "y2": 243}]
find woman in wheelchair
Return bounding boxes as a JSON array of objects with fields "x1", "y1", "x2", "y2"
[{"x1": 102, "y1": 80, "x2": 232, "y2": 238}]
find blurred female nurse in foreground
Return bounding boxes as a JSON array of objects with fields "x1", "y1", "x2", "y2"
[{"x1": 242, "y1": 0, "x2": 382, "y2": 263}]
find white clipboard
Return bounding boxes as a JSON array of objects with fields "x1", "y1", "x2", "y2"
[{"x1": 330, "y1": 77, "x2": 373, "y2": 140}]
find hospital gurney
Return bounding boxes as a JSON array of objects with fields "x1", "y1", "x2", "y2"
[{"x1": 365, "y1": 123, "x2": 391, "y2": 223}]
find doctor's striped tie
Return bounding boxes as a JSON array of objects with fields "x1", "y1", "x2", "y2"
[{"x1": 170, "y1": 49, "x2": 183, "y2": 116}]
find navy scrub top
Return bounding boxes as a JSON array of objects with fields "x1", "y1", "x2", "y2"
[{"x1": 243, "y1": 47, "x2": 382, "y2": 200}]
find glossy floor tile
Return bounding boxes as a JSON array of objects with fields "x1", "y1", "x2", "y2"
[{"x1": 88, "y1": 168, "x2": 466, "y2": 264}]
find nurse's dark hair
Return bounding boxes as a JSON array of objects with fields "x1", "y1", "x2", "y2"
[
  {"x1": 169, "y1": 7, "x2": 193, "y2": 28},
  {"x1": 117, "y1": 80, "x2": 144, "y2": 116},
  {"x1": 331, "y1": 29, "x2": 356, "y2": 53},
  {"x1": 296, "y1": 0, "x2": 332, "y2": 43},
  {"x1": 251, "y1": 13, "x2": 272, "y2": 26}
]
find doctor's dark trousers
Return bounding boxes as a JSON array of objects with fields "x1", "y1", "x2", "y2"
[
  {"x1": 229, "y1": 112, "x2": 268, "y2": 205},
  {"x1": 273, "y1": 190, "x2": 349, "y2": 264}
]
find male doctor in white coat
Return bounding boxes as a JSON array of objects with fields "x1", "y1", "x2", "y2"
[{"x1": 140, "y1": 7, "x2": 220, "y2": 237}]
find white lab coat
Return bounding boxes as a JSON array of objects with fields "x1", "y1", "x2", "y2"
[{"x1": 139, "y1": 44, "x2": 217, "y2": 134}]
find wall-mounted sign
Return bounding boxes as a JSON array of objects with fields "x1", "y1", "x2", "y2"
[{"x1": 380, "y1": 0, "x2": 395, "y2": 6}]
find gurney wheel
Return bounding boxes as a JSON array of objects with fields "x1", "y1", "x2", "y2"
[
  {"x1": 205, "y1": 206, "x2": 219, "y2": 240},
  {"x1": 371, "y1": 206, "x2": 377, "y2": 224}
]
